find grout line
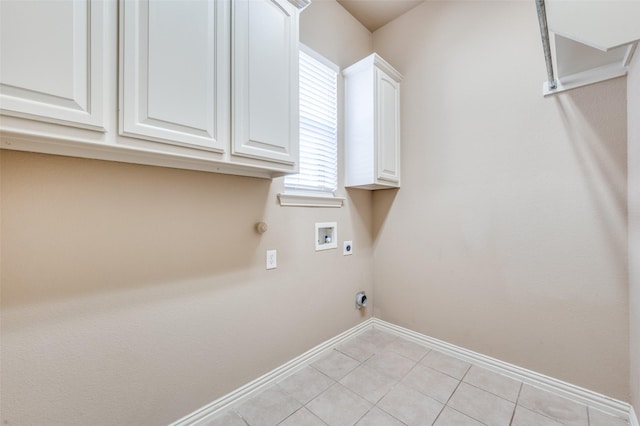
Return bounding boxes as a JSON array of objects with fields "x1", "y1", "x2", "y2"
[
  {"x1": 460, "y1": 363, "x2": 472, "y2": 382},
  {"x1": 515, "y1": 382, "x2": 524, "y2": 404},
  {"x1": 509, "y1": 381, "x2": 525, "y2": 425},
  {"x1": 440, "y1": 381, "x2": 490, "y2": 426},
  {"x1": 237, "y1": 411, "x2": 250, "y2": 426},
  {"x1": 375, "y1": 400, "x2": 410, "y2": 426},
  {"x1": 444, "y1": 376, "x2": 464, "y2": 406},
  {"x1": 313, "y1": 410, "x2": 329, "y2": 426},
  {"x1": 352, "y1": 406, "x2": 370, "y2": 426},
  {"x1": 461, "y1": 380, "x2": 520, "y2": 405},
  {"x1": 277, "y1": 407, "x2": 300, "y2": 425},
  {"x1": 443, "y1": 406, "x2": 490, "y2": 426},
  {"x1": 430, "y1": 403, "x2": 447, "y2": 425}
]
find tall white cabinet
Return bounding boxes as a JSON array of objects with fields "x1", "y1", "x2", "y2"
[
  {"x1": 0, "y1": 0, "x2": 309, "y2": 178},
  {"x1": 344, "y1": 54, "x2": 402, "y2": 190}
]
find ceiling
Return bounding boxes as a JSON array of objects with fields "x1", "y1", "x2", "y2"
[{"x1": 336, "y1": 0, "x2": 425, "y2": 32}]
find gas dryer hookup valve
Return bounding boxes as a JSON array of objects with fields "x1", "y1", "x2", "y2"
[{"x1": 355, "y1": 291, "x2": 367, "y2": 309}]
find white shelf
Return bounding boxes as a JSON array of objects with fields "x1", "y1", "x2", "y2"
[
  {"x1": 547, "y1": 0, "x2": 640, "y2": 51},
  {"x1": 543, "y1": 0, "x2": 640, "y2": 96}
]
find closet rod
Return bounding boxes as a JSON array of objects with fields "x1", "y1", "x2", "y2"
[{"x1": 535, "y1": 0, "x2": 557, "y2": 90}]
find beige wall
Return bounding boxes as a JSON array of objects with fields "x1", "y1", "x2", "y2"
[
  {"x1": 372, "y1": 1, "x2": 629, "y2": 400},
  {"x1": 0, "y1": 3, "x2": 373, "y2": 425},
  {"x1": 629, "y1": 47, "x2": 640, "y2": 414}
]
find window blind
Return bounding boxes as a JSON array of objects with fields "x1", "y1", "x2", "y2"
[{"x1": 285, "y1": 47, "x2": 338, "y2": 194}]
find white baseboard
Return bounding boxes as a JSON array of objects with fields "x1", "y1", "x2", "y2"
[
  {"x1": 171, "y1": 317, "x2": 633, "y2": 425},
  {"x1": 631, "y1": 406, "x2": 639, "y2": 426},
  {"x1": 371, "y1": 318, "x2": 631, "y2": 421},
  {"x1": 169, "y1": 319, "x2": 375, "y2": 426}
]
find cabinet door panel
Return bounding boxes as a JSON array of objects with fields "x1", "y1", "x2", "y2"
[
  {"x1": 0, "y1": 0, "x2": 105, "y2": 130},
  {"x1": 376, "y1": 71, "x2": 400, "y2": 183},
  {"x1": 232, "y1": 0, "x2": 298, "y2": 165},
  {"x1": 120, "y1": 0, "x2": 228, "y2": 151}
]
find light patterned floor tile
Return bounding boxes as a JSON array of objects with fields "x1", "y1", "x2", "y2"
[
  {"x1": 420, "y1": 350, "x2": 471, "y2": 380},
  {"x1": 339, "y1": 364, "x2": 399, "y2": 404},
  {"x1": 201, "y1": 331, "x2": 626, "y2": 426},
  {"x1": 433, "y1": 406, "x2": 484, "y2": 426},
  {"x1": 462, "y1": 365, "x2": 521, "y2": 402},
  {"x1": 363, "y1": 351, "x2": 416, "y2": 380},
  {"x1": 401, "y1": 364, "x2": 460, "y2": 403},
  {"x1": 204, "y1": 411, "x2": 247, "y2": 426},
  {"x1": 518, "y1": 384, "x2": 588, "y2": 426},
  {"x1": 307, "y1": 383, "x2": 372, "y2": 426},
  {"x1": 278, "y1": 366, "x2": 335, "y2": 404},
  {"x1": 355, "y1": 407, "x2": 406, "y2": 426},
  {"x1": 336, "y1": 337, "x2": 378, "y2": 363},
  {"x1": 447, "y1": 382, "x2": 515, "y2": 426},
  {"x1": 382, "y1": 338, "x2": 430, "y2": 361},
  {"x1": 235, "y1": 386, "x2": 301, "y2": 426},
  {"x1": 312, "y1": 350, "x2": 361, "y2": 381},
  {"x1": 377, "y1": 383, "x2": 444, "y2": 426},
  {"x1": 588, "y1": 407, "x2": 629, "y2": 426},
  {"x1": 278, "y1": 408, "x2": 327, "y2": 426},
  {"x1": 358, "y1": 329, "x2": 398, "y2": 349},
  {"x1": 511, "y1": 405, "x2": 564, "y2": 426}
]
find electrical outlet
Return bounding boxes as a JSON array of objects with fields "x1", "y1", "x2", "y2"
[
  {"x1": 343, "y1": 241, "x2": 353, "y2": 256},
  {"x1": 266, "y1": 249, "x2": 277, "y2": 270}
]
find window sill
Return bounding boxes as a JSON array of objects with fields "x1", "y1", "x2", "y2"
[{"x1": 277, "y1": 192, "x2": 345, "y2": 208}]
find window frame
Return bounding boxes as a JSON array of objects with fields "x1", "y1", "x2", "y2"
[{"x1": 279, "y1": 44, "x2": 344, "y2": 208}]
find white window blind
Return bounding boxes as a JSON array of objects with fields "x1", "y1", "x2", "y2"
[{"x1": 285, "y1": 46, "x2": 338, "y2": 194}]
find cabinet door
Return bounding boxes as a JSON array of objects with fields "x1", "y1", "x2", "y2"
[
  {"x1": 232, "y1": 0, "x2": 299, "y2": 165},
  {"x1": 120, "y1": 0, "x2": 229, "y2": 152},
  {"x1": 375, "y1": 69, "x2": 401, "y2": 184},
  {"x1": 0, "y1": 0, "x2": 106, "y2": 130}
]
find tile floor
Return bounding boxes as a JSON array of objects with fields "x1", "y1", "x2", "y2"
[{"x1": 206, "y1": 329, "x2": 629, "y2": 426}]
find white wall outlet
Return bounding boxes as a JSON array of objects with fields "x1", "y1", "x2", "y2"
[
  {"x1": 343, "y1": 241, "x2": 353, "y2": 255},
  {"x1": 315, "y1": 222, "x2": 338, "y2": 251},
  {"x1": 266, "y1": 249, "x2": 277, "y2": 270}
]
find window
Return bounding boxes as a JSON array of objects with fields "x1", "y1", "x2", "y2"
[{"x1": 282, "y1": 45, "x2": 341, "y2": 206}]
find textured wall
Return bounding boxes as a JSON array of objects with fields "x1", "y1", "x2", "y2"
[
  {"x1": 629, "y1": 47, "x2": 640, "y2": 415},
  {"x1": 0, "y1": 3, "x2": 373, "y2": 425},
  {"x1": 372, "y1": 1, "x2": 629, "y2": 400}
]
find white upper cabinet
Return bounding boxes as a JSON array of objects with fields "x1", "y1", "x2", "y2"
[
  {"x1": 231, "y1": 0, "x2": 299, "y2": 165},
  {"x1": 0, "y1": 0, "x2": 106, "y2": 130},
  {"x1": 0, "y1": 0, "x2": 308, "y2": 178},
  {"x1": 120, "y1": 0, "x2": 229, "y2": 151},
  {"x1": 344, "y1": 54, "x2": 402, "y2": 190}
]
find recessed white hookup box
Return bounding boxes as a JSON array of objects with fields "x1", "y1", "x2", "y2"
[{"x1": 315, "y1": 222, "x2": 337, "y2": 251}]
